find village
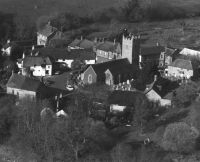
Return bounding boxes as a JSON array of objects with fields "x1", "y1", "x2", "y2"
[
  {"x1": 1, "y1": 21, "x2": 200, "y2": 124},
  {"x1": 1, "y1": 20, "x2": 200, "y2": 161}
]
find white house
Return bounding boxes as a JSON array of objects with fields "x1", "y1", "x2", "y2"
[
  {"x1": 167, "y1": 59, "x2": 193, "y2": 79},
  {"x1": 180, "y1": 48, "x2": 200, "y2": 57},
  {"x1": 144, "y1": 77, "x2": 179, "y2": 107},
  {"x1": 145, "y1": 89, "x2": 171, "y2": 107},
  {"x1": 96, "y1": 41, "x2": 121, "y2": 63},
  {"x1": 31, "y1": 48, "x2": 96, "y2": 68},
  {"x1": 6, "y1": 73, "x2": 43, "y2": 99},
  {"x1": 18, "y1": 55, "x2": 53, "y2": 77},
  {"x1": 37, "y1": 22, "x2": 58, "y2": 46}
]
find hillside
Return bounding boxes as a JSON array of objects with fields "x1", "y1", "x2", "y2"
[
  {"x1": 0, "y1": 0, "x2": 200, "y2": 23},
  {"x1": 0, "y1": 0, "x2": 123, "y2": 22}
]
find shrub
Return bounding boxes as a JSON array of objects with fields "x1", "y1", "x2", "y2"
[
  {"x1": 162, "y1": 122, "x2": 199, "y2": 153},
  {"x1": 172, "y1": 81, "x2": 198, "y2": 108}
]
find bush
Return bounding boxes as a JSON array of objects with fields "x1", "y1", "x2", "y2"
[
  {"x1": 162, "y1": 122, "x2": 199, "y2": 153},
  {"x1": 172, "y1": 81, "x2": 198, "y2": 108}
]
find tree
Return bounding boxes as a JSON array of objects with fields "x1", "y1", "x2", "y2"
[
  {"x1": 120, "y1": 0, "x2": 143, "y2": 22},
  {"x1": 162, "y1": 122, "x2": 199, "y2": 153},
  {"x1": 172, "y1": 81, "x2": 198, "y2": 108},
  {"x1": 0, "y1": 95, "x2": 16, "y2": 142}
]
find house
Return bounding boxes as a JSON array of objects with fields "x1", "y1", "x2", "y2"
[
  {"x1": 159, "y1": 47, "x2": 179, "y2": 67},
  {"x1": 30, "y1": 47, "x2": 96, "y2": 68},
  {"x1": 82, "y1": 58, "x2": 139, "y2": 85},
  {"x1": 139, "y1": 45, "x2": 165, "y2": 65},
  {"x1": 18, "y1": 55, "x2": 53, "y2": 77},
  {"x1": 96, "y1": 41, "x2": 121, "y2": 63},
  {"x1": 166, "y1": 59, "x2": 194, "y2": 79},
  {"x1": 68, "y1": 38, "x2": 95, "y2": 50},
  {"x1": 6, "y1": 73, "x2": 44, "y2": 99},
  {"x1": 107, "y1": 90, "x2": 148, "y2": 112},
  {"x1": 145, "y1": 77, "x2": 179, "y2": 107},
  {"x1": 179, "y1": 48, "x2": 200, "y2": 57},
  {"x1": 37, "y1": 22, "x2": 59, "y2": 46},
  {"x1": 1, "y1": 39, "x2": 35, "y2": 57}
]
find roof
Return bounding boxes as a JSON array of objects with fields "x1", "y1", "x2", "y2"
[
  {"x1": 79, "y1": 39, "x2": 95, "y2": 49},
  {"x1": 6, "y1": 73, "x2": 42, "y2": 92},
  {"x1": 38, "y1": 23, "x2": 57, "y2": 37},
  {"x1": 180, "y1": 48, "x2": 200, "y2": 56},
  {"x1": 3, "y1": 40, "x2": 35, "y2": 49},
  {"x1": 140, "y1": 46, "x2": 165, "y2": 56},
  {"x1": 31, "y1": 48, "x2": 96, "y2": 60},
  {"x1": 164, "y1": 47, "x2": 177, "y2": 56},
  {"x1": 91, "y1": 58, "x2": 130, "y2": 78},
  {"x1": 145, "y1": 77, "x2": 179, "y2": 98},
  {"x1": 169, "y1": 59, "x2": 193, "y2": 70},
  {"x1": 108, "y1": 62, "x2": 139, "y2": 78},
  {"x1": 23, "y1": 56, "x2": 52, "y2": 67},
  {"x1": 107, "y1": 90, "x2": 147, "y2": 106},
  {"x1": 69, "y1": 39, "x2": 95, "y2": 49},
  {"x1": 68, "y1": 39, "x2": 82, "y2": 47},
  {"x1": 96, "y1": 41, "x2": 120, "y2": 53}
]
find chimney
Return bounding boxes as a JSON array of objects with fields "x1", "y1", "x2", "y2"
[
  {"x1": 154, "y1": 75, "x2": 157, "y2": 82},
  {"x1": 48, "y1": 20, "x2": 51, "y2": 26},
  {"x1": 80, "y1": 36, "x2": 83, "y2": 40},
  {"x1": 67, "y1": 47, "x2": 71, "y2": 52},
  {"x1": 7, "y1": 39, "x2": 10, "y2": 44},
  {"x1": 113, "y1": 39, "x2": 116, "y2": 45},
  {"x1": 32, "y1": 45, "x2": 35, "y2": 51},
  {"x1": 22, "y1": 52, "x2": 25, "y2": 59},
  {"x1": 94, "y1": 37, "x2": 97, "y2": 43},
  {"x1": 156, "y1": 42, "x2": 160, "y2": 46},
  {"x1": 139, "y1": 54, "x2": 142, "y2": 63}
]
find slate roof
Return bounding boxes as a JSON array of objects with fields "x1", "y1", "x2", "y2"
[
  {"x1": 69, "y1": 39, "x2": 95, "y2": 49},
  {"x1": 145, "y1": 77, "x2": 179, "y2": 98},
  {"x1": 169, "y1": 59, "x2": 193, "y2": 70},
  {"x1": 180, "y1": 48, "x2": 200, "y2": 56},
  {"x1": 79, "y1": 39, "x2": 95, "y2": 49},
  {"x1": 31, "y1": 48, "x2": 96, "y2": 60},
  {"x1": 6, "y1": 73, "x2": 42, "y2": 92},
  {"x1": 165, "y1": 47, "x2": 177, "y2": 56},
  {"x1": 3, "y1": 40, "x2": 35, "y2": 49},
  {"x1": 107, "y1": 90, "x2": 147, "y2": 106},
  {"x1": 96, "y1": 41, "x2": 120, "y2": 53},
  {"x1": 38, "y1": 23, "x2": 57, "y2": 37},
  {"x1": 68, "y1": 39, "x2": 82, "y2": 47},
  {"x1": 141, "y1": 46, "x2": 165, "y2": 56},
  {"x1": 23, "y1": 56, "x2": 52, "y2": 67},
  {"x1": 91, "y1": 58, "x2": 130, "y2": 78},
  {"x1": 108, "y1": 62, "x2": 139, "y2": 78}
]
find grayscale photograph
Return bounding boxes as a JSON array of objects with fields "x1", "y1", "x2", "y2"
[{"x1": 0, "y1": 0, "x2": 200, "y2": 161}]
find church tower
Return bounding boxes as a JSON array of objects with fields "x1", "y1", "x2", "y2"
[{"x1": 122, "y1": 31, "x2": 140, "y2": 64}]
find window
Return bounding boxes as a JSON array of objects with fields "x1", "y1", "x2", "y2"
[
  {"x1": 88, "y1": 74, "x2": 93, "y2": 84},
  {"x1": 12, "y1": 90, "x2": 14, "y2": 94},
  {"x1": 46, "y1": 70, "x2": 49, "y2": 75}
]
